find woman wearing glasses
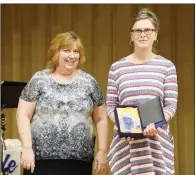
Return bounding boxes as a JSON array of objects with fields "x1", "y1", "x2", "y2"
[
  {"x1": 17, "y1": 31, "x2": 108, "y2": 175},
  {"x1": 106, "y1": 8, "x2": 178, "y2": 175}
]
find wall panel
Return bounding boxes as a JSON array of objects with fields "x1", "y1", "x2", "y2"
[{"x1": 1, "y1": 4, "x2": 194, "y2": 175}]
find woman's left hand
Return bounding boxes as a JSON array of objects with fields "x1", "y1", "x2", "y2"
[
  {"x1": 143, "y1": 123, "x2": 161, "y2": 136},
  {"x1": 93, "y1": 150, "x2": 108, "y2": 174}
]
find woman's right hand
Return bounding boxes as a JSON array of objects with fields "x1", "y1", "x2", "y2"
[
  {"x1": 113, "y1": 125, "x2": 134, "y2": 141},
  {"x1": 21, "y1": 147, "x2": 35, "y2": 173}
]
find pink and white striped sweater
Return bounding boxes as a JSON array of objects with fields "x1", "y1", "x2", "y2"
[{"x1": 106, "y1": 55, "x2": 178, "y2": 175}]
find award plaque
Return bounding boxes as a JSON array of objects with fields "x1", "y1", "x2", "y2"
[{"x1": 114, "y1": 96, "x2": 166, "y2": 138}]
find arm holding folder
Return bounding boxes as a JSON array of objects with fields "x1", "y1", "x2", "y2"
[{"x1": 106, "y1": 63, "x2": 178, "y2": 139}]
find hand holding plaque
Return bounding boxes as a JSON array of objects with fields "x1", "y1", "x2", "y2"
[{"x1": 114, "y1": 96, "x2": 166, "y2": 138}]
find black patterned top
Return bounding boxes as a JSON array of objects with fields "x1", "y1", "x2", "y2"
[{"x1": 20, "y1": 69, "x2": 105, "y2": 162}]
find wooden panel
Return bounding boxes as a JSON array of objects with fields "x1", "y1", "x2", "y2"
[
  {"x1": 175, "y1": 4, "x2": 194, "y2": 175},
  {"x1": 157, "y1": 4, "x2": 175, "y2": 59},
  {"x1": 72, "y1": 4, "x2": 93, "y2": 74},
  {"x1": 31, "y1": 4, "x2": 50, "y2": 73},
  {"x1": 156, "y1": 5, "x2": 180, "y2": 174},
  {"x1": 113, "y1": 4, "x2": 132, "y2": 61},
  {"x1": 12, "y1": 5, "x2": 23, "y2": 81},
  {"x1": 20, "y1": 5, "x2": 34, "y2": 80},
  {"x1": 2, "y1": 5, "x2": 13, "y2": 80},
  {"x1": 93, "y1": 4, "x2": 113, "y2": 95},
  {"x1": 50, "y1": 4, "x2": 72, "y2": 36}
]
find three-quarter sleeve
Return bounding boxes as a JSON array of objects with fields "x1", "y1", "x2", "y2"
[
  {"x1": 20, "y1": 72, "x2": 41, "y2": 102},
  {"x1": 106, "y1": 65, "x2": 119, "y2": 116},
  {"x1": 91, "y1": 78, "x2": 105, "y2": 107},
  {"x1": 163, "y1": 63, "x2": 178, "y2": 119}
]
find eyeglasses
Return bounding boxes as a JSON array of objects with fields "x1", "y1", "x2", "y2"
[{"x1": 131, "y1": 28, "x2": 156, "y2": 36}]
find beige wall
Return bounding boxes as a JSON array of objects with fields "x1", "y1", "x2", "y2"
[{"x1": 1, "y1": 4, "x2": 194, "y2": 175}]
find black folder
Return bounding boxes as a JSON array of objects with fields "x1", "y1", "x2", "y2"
[
  {"x1": 1, "y1": 81, "x2": 27, "y2": 109},
  {"x1": 114, "y1": 96, "x2": 166, "y2": 138}
]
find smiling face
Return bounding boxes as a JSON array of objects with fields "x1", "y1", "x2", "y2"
[
  {"x1": 47, "y1": 32, "x2": 86, "y2": 73},
  {"x1": 131, "y1": 19, "x2": 157, "y2": 50},
  {"x1": 57, "y1": 42, "x2": 80, "y2": 72}
]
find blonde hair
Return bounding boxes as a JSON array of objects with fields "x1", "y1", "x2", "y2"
[{"x1": 46, "y1": 31, "x2": 86, "y2": 72}]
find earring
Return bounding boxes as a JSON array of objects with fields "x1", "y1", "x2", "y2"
[
  {"x1": 129, "y1": 40, "x2": 134, "y2": 47},
  {"x1": 153, "y1": 40, "x2": 158, "y2": 47}
]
